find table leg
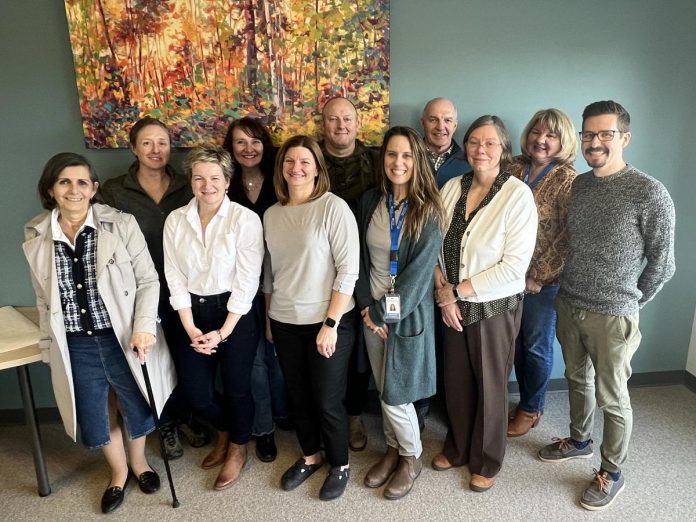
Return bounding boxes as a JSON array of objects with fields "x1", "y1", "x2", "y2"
[{"x1": 17, "y1": 365, "x2": 51, "y2": 497}]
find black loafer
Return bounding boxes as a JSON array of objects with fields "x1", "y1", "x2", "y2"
[
  {"x1": 256, "y1": 433, "x2": 278, "y2": 463},
  {"x1": 319, "y1": 466, "x2": 350, "y2": 501},
  {"x1": 135, "y1": 469, "x2": 160, "y2": 494},
  {"x1": 281, "y1": 458, "x2": 323, "y2": 491},
  {"x1": 101, "y1": 475, "x2": 129, "y2": 514}
]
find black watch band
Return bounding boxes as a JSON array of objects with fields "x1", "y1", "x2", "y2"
[{"x1": 324, "y1": 317, "x2": 337, "y2": 329}]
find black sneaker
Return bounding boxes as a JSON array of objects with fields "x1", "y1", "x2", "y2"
[
  {"x1": 319, "y1": 466, "x2": 350, "y2": 501},
  {"x1": 179, "y1": 419, "x2": 212, "y2": 448},
  {"x1": 160, "y1": 424, "x2": 183, "y2": 460},
  {"x1": 255, "y1": 433, "x2": 278, "y2": 463}
]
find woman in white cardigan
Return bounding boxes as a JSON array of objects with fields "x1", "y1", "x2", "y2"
[
  {"x1": 431, "y1": 116, "x2": 537, "y2": 493},
  {"x1": 23, "y1": 153, "x2": 175, "y2": 514}
]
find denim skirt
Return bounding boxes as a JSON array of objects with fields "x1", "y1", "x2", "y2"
[{"x1": 67, "y1": 332, "x2": 155, "y2": 448}]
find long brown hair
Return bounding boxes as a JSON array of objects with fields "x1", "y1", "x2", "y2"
[
  {"x1": 378, "y1": 126, "x2": 445, "y2": 239},
  {"x1": 273, "y1": 135, "x2": 330, "y2": 205}
]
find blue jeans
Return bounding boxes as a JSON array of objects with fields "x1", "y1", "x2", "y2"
[
  {"x1": 175, "y1": 292, "x2": 259, "y2": 444},
  {"x1": 67, "y1": 332, "x2": 154, "y2": 448},
  {"x1": 251, "y1": 336, "x2": 290, "y2": 435},
  {"x1": 514, "y1": 284, "x2": 559, "y2": 413}
]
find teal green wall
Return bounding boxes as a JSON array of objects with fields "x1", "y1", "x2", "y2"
[{"x1": 1, "y1": 0, "x2": 694, "y2": 408}]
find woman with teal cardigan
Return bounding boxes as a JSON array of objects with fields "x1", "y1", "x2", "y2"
[{"x1": 355, "y1": 126, "x2": 444, "y2": 500}]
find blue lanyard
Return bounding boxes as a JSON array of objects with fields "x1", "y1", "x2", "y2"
[
  {"x1": 523, "y1": 161, "x2": 556, "y2": 189},
  {"x1": 388, "y1": 192, "x2": 408, "y2": 281}
]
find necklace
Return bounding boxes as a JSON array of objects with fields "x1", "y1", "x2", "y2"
[{"x1": 244, "y1": 176, "x2": 262, "y2": 192}]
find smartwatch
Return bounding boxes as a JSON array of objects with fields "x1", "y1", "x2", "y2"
[{"x1": 324, "y1": 317, "x2": 338, "y2": 329}]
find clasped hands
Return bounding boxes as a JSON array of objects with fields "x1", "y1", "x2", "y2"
[
  {"x1": 435, "y1": 274, "x2": 464, "y2": 332},
  {"x1": 187, "y1": 326, "x2": 225, "y2": 355}
]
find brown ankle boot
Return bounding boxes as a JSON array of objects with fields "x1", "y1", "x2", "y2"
[
  {"x1": 383, "y1": 455, "x2": 422, "y2": 500},
  {"x1": 506, "y1": 410, "x2": 542, "y2": 437},
  {"x1": 214, "y1": 443, "x2": 248, "y2": 490},
  {"x1": 202, "y1": 431, "x2": 229, "y2": 469},
  {"x1": 364, "y1": 445, "x2": 399, "y2": 488}
]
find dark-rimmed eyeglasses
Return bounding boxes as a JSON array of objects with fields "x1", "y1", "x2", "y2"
[{"x1": 579, "y1": 130, "x2": 622, "y2": 142}]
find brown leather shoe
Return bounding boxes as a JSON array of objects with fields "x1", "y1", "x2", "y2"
[
  {"x1": 431, "y1": 453, "x2": 453, "y2": 471},
  {"x1": 469, "y1": 473, "x2": 496, "y2": 492},
  {"x1": 214, "y1": 443, "x2": 248, "y2": 490},
  {"x1": 507, "y1": 410, "x2": 542, "y2": 437},
  {"x1": 202, "y1": 431, "x2": 229, "y2": 469},
  {"x1": 364, "y1": 445, "x2": 399, "y2": 488},
  {"x1": 349, "y1": 415, "x2": 367, "y2": 451},
  {"x1": 384, "y1": 455, "x2": 422, "y2": 500}
]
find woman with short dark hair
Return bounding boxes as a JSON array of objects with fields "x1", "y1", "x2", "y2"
[{"x1": 24, "y1": 152, "x2": 175, "y2": 514}]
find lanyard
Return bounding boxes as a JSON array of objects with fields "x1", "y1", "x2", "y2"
[
  {"x1": 523, "y1": 161, "x2": 556, "y2": 189},
  {"x1": 388, "y1": 192, "x2": 408, "y2": 289}
]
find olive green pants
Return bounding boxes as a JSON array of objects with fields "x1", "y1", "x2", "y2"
[{"x1": 556, "y1": 297, "x2": 641, "y2": 473}]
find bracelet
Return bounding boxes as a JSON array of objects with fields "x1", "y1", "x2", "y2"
[{"x1": 216, "y1": 329, "x2": 228, "y2": 343}]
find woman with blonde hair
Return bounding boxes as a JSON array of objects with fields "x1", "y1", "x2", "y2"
[{"x1": 506, "y1": 109, "x2": 578, "y2": 437}]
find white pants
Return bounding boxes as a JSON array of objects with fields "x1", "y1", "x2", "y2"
[{"x1": 363, "y1": 325, "x2": 422, "y2": 457}]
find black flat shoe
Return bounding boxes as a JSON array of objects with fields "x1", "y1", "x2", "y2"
[
  {"x1": 101, "y1": 475, "x2": 129, "y2": 514},
  {"x1": 256, "y1": 433, "x2": 278, "y2": 463},
  {"x1": 135, "y1": 469, "x2": 160, "y2": 494},
  {"x1": 319, "y1": 466, "x2": 350, "y2": 501},
  {"x1": 281, "y1": 458, "x2": 323, "y2": 491}
]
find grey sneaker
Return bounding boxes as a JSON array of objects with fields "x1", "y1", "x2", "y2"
[
  {"x1": 179, "y1": 420, "x2": 212, "y2": 448},
  {"x1": 160, "y1": 424, "x2": 183, "y2": 460},
  {"x1": 580, "y1": 469, "x2": 625, "y2": 511},
  {"x1": 538, "y1": 437, "x2": 593, "y2": 463}
]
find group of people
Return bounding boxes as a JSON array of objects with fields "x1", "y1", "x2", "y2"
[{"x1": 22, "y1": 96, "x2": 675, "y2": 514}]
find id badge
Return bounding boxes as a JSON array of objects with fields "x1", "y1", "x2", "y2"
[{"x1": 384, "y1": 293, "x2": 401, "y2": 323}]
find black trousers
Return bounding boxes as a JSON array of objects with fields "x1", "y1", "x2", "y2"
[
  {"x1": 271, "y1": 309, "x2": 355, "y2": 467},
  {"x1": 174, "y1": 293, "x2": 259, "y2": 444},
  {"x1": 442, "y1": 303, "x2": 522, "y2": 477}
]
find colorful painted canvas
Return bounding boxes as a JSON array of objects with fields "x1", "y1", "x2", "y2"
[{"x1": 64, "y1": 0, "x2": 390, "y2": 148}]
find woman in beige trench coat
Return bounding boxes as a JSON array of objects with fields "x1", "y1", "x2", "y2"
[{"x1": 22, "y1": 153, "x2": 176, "y2": 514}]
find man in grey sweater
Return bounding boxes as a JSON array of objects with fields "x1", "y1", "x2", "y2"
[{"x1": 538, "y1": 100, "x2": 675, "y2": 511}]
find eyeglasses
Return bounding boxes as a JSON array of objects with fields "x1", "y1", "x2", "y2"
[
  {"x1": 466, "y1": 139, "x2": 501, "y2": 149},
  {"x1": 579, "y1": 130, "x2": 622, "y2": 142}
]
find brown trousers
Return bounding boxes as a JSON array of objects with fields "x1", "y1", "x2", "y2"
[{"x1": 442, "y1": 303, "x2": 522, "y2": 477}]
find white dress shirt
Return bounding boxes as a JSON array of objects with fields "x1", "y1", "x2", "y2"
[{"x1": 164, "y1": 196, "x2": 264, "y2": 314}]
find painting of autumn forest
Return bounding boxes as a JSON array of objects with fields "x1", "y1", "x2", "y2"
[{"x1": 64, "y1": 0, "x2": 390, "y2": 148}]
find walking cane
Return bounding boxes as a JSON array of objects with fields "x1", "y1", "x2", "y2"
[{"x1": 141, "y1": 360, "x2": 181, "y2": 508}]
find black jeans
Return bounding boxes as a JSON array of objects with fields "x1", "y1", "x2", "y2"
[
  {"x1": 271, "y1": 309, "x2": 355, "y2": 467},
  {"x1": 175, "y1": 292, "x2": 259, "y2": 444}
]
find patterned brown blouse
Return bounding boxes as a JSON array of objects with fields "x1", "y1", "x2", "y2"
[{"x1": 508, "y1": 156, "x2": 576, "y2": 286}]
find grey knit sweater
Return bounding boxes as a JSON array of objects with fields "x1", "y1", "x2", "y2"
[{"x1": 559, "y1": 164, "x2": 675, "y2": 315}]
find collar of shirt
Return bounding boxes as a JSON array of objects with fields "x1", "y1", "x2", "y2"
[
  {"x1": 426, "y1": 143, "x2": 454, "y2": 168},
  {"x1": 51, "y1": 206, "x2": 96, "y2": 248},
  {"x1": 184, "y1": 195, "x2": 231, "y2": 239}
]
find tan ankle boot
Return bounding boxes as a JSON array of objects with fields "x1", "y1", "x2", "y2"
[
  {"x1": 214, "y1": 442, "x2": 248, "y2": 490},
  {"x1": 383, "y1": 455, "x2": 422, "y2": 499},
  {"x1": 202, "y1": 431, "x2": 229, "y2": 469},
  {"x1": 364, "y1": 445, "x2": 399, "y2": 488},
  {"x1": 506, "y1": 410, "x2": 542, "y2": 437}
]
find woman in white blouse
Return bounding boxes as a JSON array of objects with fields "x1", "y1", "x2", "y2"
[
  {"x1": 163, "y1": 146, "x2": 264, "y2": 491},
  {"x1": 263, "y1": 135, "x2": 359, "y2": 501}
]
